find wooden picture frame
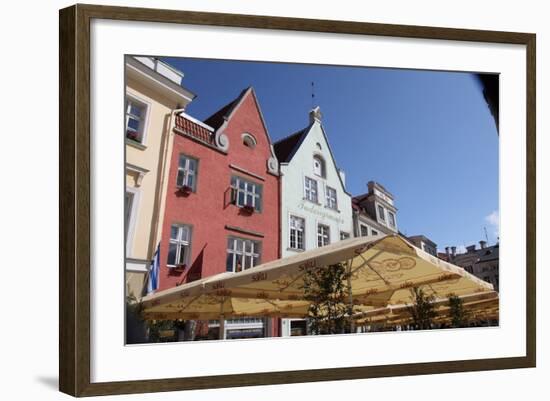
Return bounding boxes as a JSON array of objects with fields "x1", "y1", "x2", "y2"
[{"x1": 59, "y1": 3, "x2": 536, "y2": 397}]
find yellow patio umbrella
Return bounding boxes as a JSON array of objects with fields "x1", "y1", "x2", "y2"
[
  {"x1": 141, "y1": 235, "x2": 494, "y2": 337},
  {"x1": 354, "y1": 291, "x2": 499, "y2": 326},
  {"x1": 140, "y1": 273, "x2": 310, "y2": 339},
  {"x1": 200, "y1": 235, "x2": 493, "y2": 307}
]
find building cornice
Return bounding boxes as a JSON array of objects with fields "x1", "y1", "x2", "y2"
[{"x1": 126, "y1": 57, "x2": 196, "y2": 105}]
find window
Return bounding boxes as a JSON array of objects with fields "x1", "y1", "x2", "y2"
[
  {"x1": 176, "y1": 154, "x2": 198, "y2": 191},
  {"x1": 226, "y1": 237, "x2": 261, "y2": 272},
  {"x1": 125, "y1": 98, "x2": 147, "y2": 143},
  {"x1": 313, "y1": 155, "x2": 326, "y2": 178},
  {"x1": 289, "y1": 216, "x2": 305, "y2": 250},
  {"x1": 360, "y1": 225, "x2": 369, "y2": 237},
  {"x1": 304, "y1": 177, "x2": 318, "y2": 203},
  {"x1": 326, "y1": 186, "x2": 338, "y2": 210},
  {"x1": 340, "y1": 231, "x2": 350, "y2": 240},
  {"x1": 124, "y1": 192, "x2": 134, "y2": 243},
  {"x1": 388, "y1": 211, "x2": 396, "y2": 228},
  {"x1": 371, "y1": 229, "x2": 379, "y2": 236},
  {"x1": 242, "y1": 133, "x2": 257, "y2": 149},
  {"x1": 231, "y1": 176, "x2": 262, "y2": 211},
  {"x1": 317, "y1": 224, "x2": 330, "y2": 247},
  {"x1": 167, "y1": 224, "x2": 192, "y2": 266},
  {"x1": 377, "y1": 205, "x2": 386, "y2": 221}
]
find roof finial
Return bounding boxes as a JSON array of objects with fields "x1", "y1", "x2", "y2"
[{"x1": 309, "y1": 105, "x2": 322, "y2": 124}]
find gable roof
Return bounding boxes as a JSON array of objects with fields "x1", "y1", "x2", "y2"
[
  {"x1": 274, "y1": 117, "x2": 350, "y2": 196},
  {"x1": 203, "y1": 88, "x2": 248, "y2": 130},
  {"x1": 273, "y1": 126, "x2": 311, "y2": 163}
]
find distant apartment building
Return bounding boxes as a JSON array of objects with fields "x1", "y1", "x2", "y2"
[
  {"x1": 274, "y1": 106, "x2": 353, "y2": 336},
  {"x1": 408, "y1": 235, "x2": 438, "y2": 257},
  {"x1": 156, "y1": 87, "x2": 281, "y2": 339},
  {"x1": 125, "y1": 56, "x2": 195, "y2": 300},
  {"x1": 352, "y1": 181, "x2": 398, "y2": 238},
  {"x1": 446, "y1": 241, "x2": 499, "y2": 291}
]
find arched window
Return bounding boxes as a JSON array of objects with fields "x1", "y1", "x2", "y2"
[
  {"x1": 313, "y1": 155, "x2": 326, "y2": 178},
  {"x1": 242, "y1": 133, "x2": 257, "y2": 149}
]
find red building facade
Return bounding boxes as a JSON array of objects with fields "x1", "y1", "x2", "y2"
[{"x1": 158, "y1": 87, "x2": 280, "y2": 338}]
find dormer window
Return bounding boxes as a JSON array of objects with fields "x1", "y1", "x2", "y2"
[
  {"x1": 313, "y1": 155, "x2": 326, "y2": 178},
  {"x1": 242, "y1": 133, "x2": 257, "y2": 149},
  {"x1": 377, "y1": 205, "x2": 386, "y2": 221},
  {"x1": 388, "y1": 211, "x2": 396, "y2": 228}
]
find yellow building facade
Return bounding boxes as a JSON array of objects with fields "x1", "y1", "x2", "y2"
[{"x1": 125, "y1": 56, "x2": 195, "y2": 299}]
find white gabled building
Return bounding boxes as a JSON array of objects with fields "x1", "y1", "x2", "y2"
[{"x1": 274, "y1": 107, "x2": 353, "y2": 337}]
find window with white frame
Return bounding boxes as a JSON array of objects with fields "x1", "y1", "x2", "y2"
[
  {"x1": 226, "y1": 237, "x2": 261, "y2": 272},
  {"x1": 176, "y1": 154, "x2": 198, "y2": 191},
  {"x1": 377, "y1": 205, "x2": 386, "y2": 221},
  {"x1": 231, "y1": 176, "x2": 262, "y2": 211},
  {"x1": 125, "y1": 98, "x2": 147, "y2": 143},
  {"x1": 167, "y1": 224, "x2": 192, "y2": 267},
  {"x1": 313, "y1": 155, "x2": 326, "y2": 178},
  {"x1": 242, "y1": 133, "x2": 257, "y2": 149},
  {"x1": 360, "y1": 225, "x2": 369, "y2": 237},
  {"x1": 317, "y1": 224, "x2": 330, "y2": 247},
  {"x1": 289, "y1": 215, "x2": 305, "y2": 250},
  {"x1": 304, "y1": 177, "x2": 318, "y2": 203},
  {"x1": 388, "y1": 211, "x2": 396, "y2": 228},
  {"x1": 326, "y1": 186, "x2": 338, "y2": 210},
  {"x1": 125, "y1": 191, "x2": 135, "y2": 247},
  {"x1": 340, "y1": 231, "x2": 350, "y2": 240},
  {"x1": 372, "y1": 229, "x2": 379, "y2": 236}
]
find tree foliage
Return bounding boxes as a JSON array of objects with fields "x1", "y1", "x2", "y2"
[
  {"x1": 448, "y1": 294, "x2": 469, "y2": 328},
  {"x1": 407, "y1": 287, "x2": 436, "y2": 330},
  {"x1": 302, "y1": 262, "x2": 353, "y2": 335}
]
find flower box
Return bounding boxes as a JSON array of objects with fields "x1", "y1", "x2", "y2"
[
  {"x1": 241, "y1": 204, "x2": 255, "y2": 214},
  {"x1": 178, "y1": 185, "x2": 193, "y2": 194}
]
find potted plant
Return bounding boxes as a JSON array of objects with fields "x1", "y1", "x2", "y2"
[
  {"x1": 242, "y1": 204, "x2": 255, "y2": 214},
  {"x1": 126, "y1": 130, "x2": 139, "y2": 141},
  {"x1": 178, "y1": 185, "x2": 193, "y2": 195}
]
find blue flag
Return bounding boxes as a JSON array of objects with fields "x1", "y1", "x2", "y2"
[{"x1": 146, "y1": 243, "x2": 160, "y2": 294}]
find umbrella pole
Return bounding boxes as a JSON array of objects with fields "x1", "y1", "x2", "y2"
[
  {"x1": 346, "y1": 260, "x2": 355, "y2": 334},
  {"x1": 219, "y1": 315, "x2": 225, "y2": 340},
  {"x1": 219, "y1": 298, "x2": 226, "y2": 340}
]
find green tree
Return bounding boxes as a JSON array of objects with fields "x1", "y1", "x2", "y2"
[
  {"x1": 448, "y1": 294, "x2": 469, "y2": 328},
  {"x1": 407, "y1": 287, "x2": 436, "y2": 330},
  {"x1": 302, "y1": 262, "x2": 353, "y2": 335}
]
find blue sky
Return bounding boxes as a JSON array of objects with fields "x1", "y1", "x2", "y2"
[{"x1": 162, "y1": 57, "x2": 499, "y2": 252}]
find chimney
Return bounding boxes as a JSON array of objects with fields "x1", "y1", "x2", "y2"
[
  {"x1": 451, "y1": 246, "x2": 456, "y2": 258},
  {"x1": 309, "y1": 106, "x2": 322, "y2": 124},
  {"x1": 479, "y1": 240, "x2": 487, "y2": 249},
  {"x1": 445, "y1": 247, "x2": 451, "y2": 260},
  {"x1": 466, "y1": 245, "x2": 476, "y2": 253}
]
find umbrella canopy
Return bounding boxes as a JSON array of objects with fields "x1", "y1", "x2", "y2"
[
  {"x1": 354, "y1": 291, "x2": 499, "y2": 326},
  {"x1": 140, "y1": 272, "x2": 310, "y2": 321},
  {"x1": 201, "y1": 235, "x2": 492, "y2": 302},
  {"x1": 141, "y1": 235, "x2": 494, "y2": 321}
]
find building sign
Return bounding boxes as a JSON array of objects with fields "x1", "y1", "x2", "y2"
[{"x1": 297, "y1": 201, "x2": 345, "y2": 224}]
